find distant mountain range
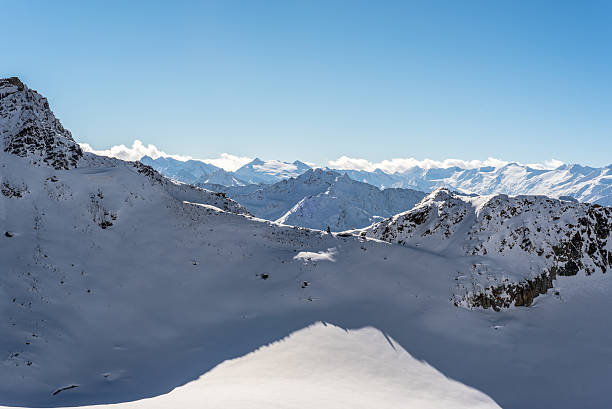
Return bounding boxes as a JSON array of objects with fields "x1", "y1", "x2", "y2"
[
  {"x1": 140, "y1": 156, "x2": 311, "y2": 186},
  {"x1": 199, "y1": 169, "x2": 426, "y2": 231},
  {"x1": 142, "y1": 155, "x2": 612, "y2": 209},
  {"x1": 341, "y1": 163, "x2": 612, "y2": 206}
]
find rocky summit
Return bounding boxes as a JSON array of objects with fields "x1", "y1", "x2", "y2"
[{"x1": 0, "y1": 77, "x2": 82, "y2": 170}]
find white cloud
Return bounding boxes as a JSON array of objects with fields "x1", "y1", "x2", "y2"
[
  {"x1": 79, "y1": 140, "x2": 565, "y2": 174},
  {"x1": 79, "y1": 140, "x2": 252, "y2": 171},
  {"x1": 328, "y1": 156, "x2": 564, "y2": 173},
  {"x1": 80, "y1": 140, "x2": 191, "y2": 162}
]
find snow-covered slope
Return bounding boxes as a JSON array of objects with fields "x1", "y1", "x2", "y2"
[
  {"x1": 357, "y1": 188, "x2": 612, "y2": 310},
  {"x1": 276, "y1": 173, "x2": 426, "y2": 231},
  {"x1": 4, "y1": 78, "x2": 612, "y2": 409},
  {"x1": 233, "y1": 158, "x2": 312, "y2": 184},
  {"x1": 1, "y1": 323, "x2": 499, "y2": 409},
  {"x1": 201, "y1": 168, "x2": 426, "y2": 231},
  {"x1": 199, "y1": 168, "x2": 340, "y2": 220}
]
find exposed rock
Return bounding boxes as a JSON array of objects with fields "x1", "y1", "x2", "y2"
[
  {"x1": 362, "y1": 190, "x2": 612, "y2": 310},
  {"x1": 1, "y1": 77, "x2": 83, "y2": 170}
]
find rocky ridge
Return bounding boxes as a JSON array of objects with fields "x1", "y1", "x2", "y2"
[
  {"x1": 358, "y1": 188, "x2": 612, "y2": 310},
  {"x1": 0, "y1": 77, "x2": 83, "y2": 170}
]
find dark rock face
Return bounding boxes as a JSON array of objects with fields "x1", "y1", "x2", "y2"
[
  {"x1": 1, "y1": 77, "x2": 83, "y2": 170},
  {"x1": 88, "y1": 190, "x2": 117, "y2": 230},
  {"x1": 2, "y1": 77, "x2": 25, "y2": 91},
  {"x1": 469, "y1": 205, "x2": 612, "y2": 310},
  {"x1": 133, "y1": 161, "x2": 164, "y2": 183},
  {"x1": 5, "y1": 126, "x2": 82, "y2": 170},
  {"x1": 468, "y1": 270, "x2": 556, "y2": 311},
  {"x1": 365, "y1": 190, "x2": 612, "y2": 311},
  {"x1": 1, "y1": 181, "x2": 28, "y2": 198}
]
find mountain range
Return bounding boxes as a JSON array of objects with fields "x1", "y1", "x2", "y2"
[
  {"x1": 2, "y1": 77, "x2": 612, "y2": 409},
  {"x1": 142, "y1": 155, "x2": 612, "y2": 207},
  {"x1": 140, "y1": 155, "x2": 312, "y2": 186},
  {"x1": 199, "y1": 168, "x2": 426, "y2": 231}
]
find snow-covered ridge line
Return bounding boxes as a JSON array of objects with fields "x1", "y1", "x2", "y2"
[
  {"x1": 358, "y1": 188, "x2": 612, "y2": 310},
  {"x1": 200, "y1": 168, "x2": 426, "y2": 231},
  {"x1": 136, "y1": 148, "x2": 612, "y2": 207},
  {"x1": 329, "y1": 155, "x2": 565, "y2": 172}
]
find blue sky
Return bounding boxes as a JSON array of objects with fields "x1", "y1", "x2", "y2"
[{"x1": 2, "y1": 0, "x2": 611, "y2": 167}]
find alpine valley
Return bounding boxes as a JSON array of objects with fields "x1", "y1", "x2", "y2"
[{"x1": 2, "y1": 77, "x2": 612, "y2": 409}]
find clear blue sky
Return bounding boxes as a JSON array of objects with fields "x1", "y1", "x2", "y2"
[{"x1": 2, "y1": 0, "x2": 611, "y2": 166}]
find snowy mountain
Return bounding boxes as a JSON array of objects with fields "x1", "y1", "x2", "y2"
[
  {"x1": 2, "y1": 323, "x2": 500, "y2": 409},
  {"x1": 140, "y1": 154, "x2": 612, "y2": 208},
  {"x1": 0, "y1": 77, "x2": 83, "y2": 170},
  {"x1": 199, "y1": 168, "x2": 341, "y2": 220},
  {"x1": 141, "y1": 156, "x2": 311, "y2": 187},
  {"x1": 200, "y1": 168, "x2": 426, "y2": 231},
  {"x1": 356, "y1": 188, "x2": 612, "y2": 310},
  {"x1": 233, "y1": 158, "x2": 312, "y2": 184},
  {"x1": 3, "y1": 77, "x2": 612, "y2": 409},
  {"x1": 140, "y1": 156, "x2": 247, "y2": 186},
  {"x1": 338, "y1": 163, "x2": 612, "y2": 206},
  {"x1": 276, "y1": 172, "x2": 426, "y2": 231}
]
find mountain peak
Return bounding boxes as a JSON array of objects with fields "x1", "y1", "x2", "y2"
[
  {"x1": 0, "y1": 76, "x2": 25, "y2": 91},
  {"x1": 0, "y1": 77, "x2": 82, "y2": 169},
  {"x1": 425, "y1": 187, "x2": 454, "y2": 200},
  {"x1": 292, "y1": 160, "x2": 311, "y2": 169}
]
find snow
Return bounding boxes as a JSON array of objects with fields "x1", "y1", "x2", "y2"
[
  {"x1": 0, "y1": 323, "x2": 499, "y2": 409},
  {"x1": 147, "y1": 152, "x2": 612, "y2": 209},
  {"x1": 3, "y1": 77, "x2": 612, "y2": 409},
  {"x1": 204, "y1": 169, "x2": 425, "y2": 231},
  {"x1": 233, "y1": 157, "x2": 312, "y2": 184},
  {"x1": 357, "y1": 188, "x2": 612, "y2": 309},
  {"x1": 294, "y1": 248, "x2": 337, "y2": 262},
  {"x1": 182, "y1": 201, "x2": 225, "y2": 213},
  {"x1": 140, "y1": 155, "x2": 247, "y2": 186},
  {"x1": 341, "y1": 163, "x2": 612, "y2": 207}
]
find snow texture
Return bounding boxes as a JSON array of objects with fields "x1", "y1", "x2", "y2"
[
  {"x1": 1, "y1": 323, "x2": 500, "y2": 409},
  {"x1": 202, "y1": 168, "x2": 426, "y2": 231},
  {"x1": 2, "y1": 78, "x2": 612, "y2": 409}
]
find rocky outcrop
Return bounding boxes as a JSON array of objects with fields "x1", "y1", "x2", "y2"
[
  {"x1": 0, "y1": 77, "x2": 83, "y2": 170},
  {"x1": 468, "y1": 270, "x2": 555, "y2": 311},
  {"x1": 362, "y1": 189, "x2": 612, "y2": 310},
  {"x1": 1, "y1": 180, "x2": 28, "y2": 198}
]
